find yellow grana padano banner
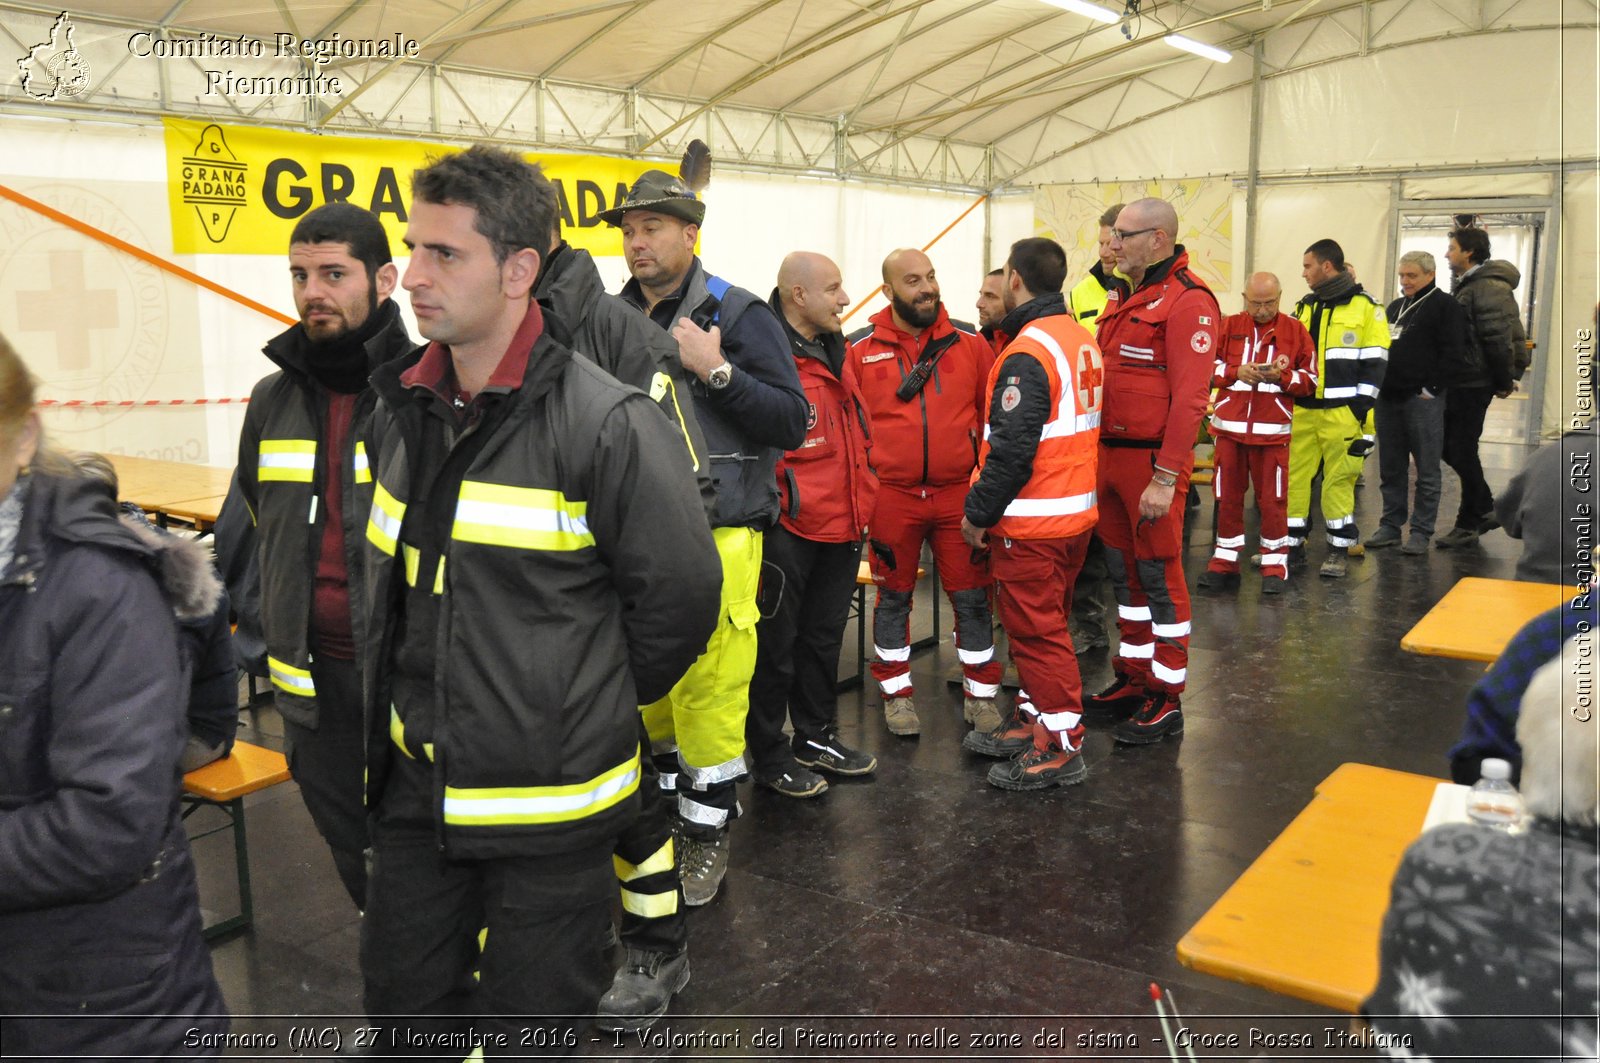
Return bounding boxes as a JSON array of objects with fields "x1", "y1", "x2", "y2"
[{"x1": 163, "y1": 118, "x2": 656, "y2": 257}]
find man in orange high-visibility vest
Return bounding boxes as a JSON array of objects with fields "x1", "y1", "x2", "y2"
[{"x1": 961, "y1": 237, "x2": 1104, "y2": 792}]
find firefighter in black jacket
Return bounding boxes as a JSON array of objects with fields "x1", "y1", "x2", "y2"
[
  {"x1": 235, "y1": 202, "x2": 415, "y2": 909},
  {"x1": 359, "y1": 146, "x2": 721, "y2": 1055}
]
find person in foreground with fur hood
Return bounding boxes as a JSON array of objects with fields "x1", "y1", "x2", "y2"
[
  {"x1": 0, "y1": 335, "x2": 228, "y2": 1057},
  {"x1": 71, "y1": 450, "x2": 238, "y2": 773}
]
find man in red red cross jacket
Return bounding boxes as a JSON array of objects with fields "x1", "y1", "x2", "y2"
[{"x1": 1085, "y1": 197, "x2": 1220, "y2": 746}]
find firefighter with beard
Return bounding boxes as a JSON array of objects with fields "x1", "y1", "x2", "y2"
[
  {"x1": 847, "y1": 249, "x2": 1002, "y2": 738},
  {"x1": 235, "y1": 202, "x2": 415, "y2": 910}
]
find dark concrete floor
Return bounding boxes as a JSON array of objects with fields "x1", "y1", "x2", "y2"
[{"x1": 194, "y1": 442, "x2": 1537, "y2": 1059}]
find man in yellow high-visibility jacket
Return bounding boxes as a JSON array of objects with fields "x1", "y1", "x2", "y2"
[{"x1": 1289, "y1": 238, "x2": 1390, "y2": 579}]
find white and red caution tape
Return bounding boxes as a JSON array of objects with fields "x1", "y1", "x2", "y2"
[{"x1": 39, "y1": 397, "x2": 251, "y2": 408}]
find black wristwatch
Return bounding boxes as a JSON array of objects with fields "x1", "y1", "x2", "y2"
[{"x1": 707, "y1": 362, "x2": 733, "y2": 390}]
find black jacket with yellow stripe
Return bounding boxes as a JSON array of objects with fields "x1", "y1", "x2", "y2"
[
  {"x1": 237, "y1": 298, "x2": 415, "y2": 729},
  {"x1": 361, "y1": 308, "x2": 722, "y2": 859}
]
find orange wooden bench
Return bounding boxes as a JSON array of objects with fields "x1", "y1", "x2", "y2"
[{"x1": 182, "y1": 741, "x2": 292, "y2": 939}]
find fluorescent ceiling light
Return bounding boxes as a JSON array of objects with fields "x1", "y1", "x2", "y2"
[
  {"x1": 1041, "y1": 0, "x2": 1121, "y2": 25},
  {"x1": 1164, "y1": 33, "x2": 1232, "y2": 62}
]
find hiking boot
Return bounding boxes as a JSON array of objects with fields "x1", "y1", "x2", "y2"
[
  {"x1": 961, "y1": 706, "x2": 1034, "y2": 758},
  {"x1": 1112, "y1": 693, "x2": 1185, "y2": 745},
  {"x1": 1083, "y1": 674, "x2": 1145, "y2": 724},
  {"x1": 987, "y1": 744, "x2": 1088, "y2": 791},
  {"x1": 1319, "y1": 555, "x2": 1346, "y2": 579},
  {"x1": 963, "y1": 696, "x2": 1003, "y2": 732},
  {"x1": 1400, "y1": 535, "x2": 1429, "y2": 556},
  {"x1": 1261, "y1": 574, "x2": 1288, "y2": 595},
  {"x1": 760, "y1": 767, "x2": 828, "y2": 798},
  {"x1": 678, "y1": 829, "x2": 729, "y2": 907},
  {"x1": 1196, "y1": 568, "x2": 1239, "y2": 591},
  {"x1": 1363, "y1": 526, "x2": 1402, "y2": 549},
  {"x1": 1346, "y1": 542, "x2": 1365, "y2": 558},
  {"x1": 595, "y1": 947, "x2": 690, "y2": 1032},
  {"x1": 795, "y1": 733, "x2": 877, "y2": 777},
  {"x1": 883, "y1": 696, "x2": 920, "y2": 736},
  {"x1": 1287, "y1": 544, "x2": 1308, "y2": 569},
  {"x1": 1436, "y1": 526, "x2": 1479, "y2": 549}
]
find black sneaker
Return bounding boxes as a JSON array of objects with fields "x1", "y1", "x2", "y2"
[
  {"x1": 1112, "y1": 693, "x2": 1185, "y2": 745},
  {"x1": 1436, "y1": 526, "x2": 1479, "y2": 549},
  {"x1": 1477, "y1": 514, "x2": 1502, "y2": 535},
  {"x1": 1083, "y1": 674, "x2": 1145, "y2": 724},
  {"x1": 760, "y1": 767, "x2": 828, "y2": 798},
  {"x1": 794, "y1": 734, "x2": 877, "y2": 776},
  {"x1": 1363, "y1": 525, "x2": 1402, "y2": 549},
  {"x1": 1196, "y1": 568, "x2": 1239, "y2": 591},
  {"x1": 594, "y1": 947, "x2": 690, "y2": 1032}
]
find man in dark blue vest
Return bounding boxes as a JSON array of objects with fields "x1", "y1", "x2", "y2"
[{"x1": 595, "y1": 168, "x2": 806, "y2": 1023}]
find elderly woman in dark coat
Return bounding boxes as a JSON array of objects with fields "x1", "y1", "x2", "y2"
[{"x1": 0, "y1": 335, "x2": 228, "y2": 1056}]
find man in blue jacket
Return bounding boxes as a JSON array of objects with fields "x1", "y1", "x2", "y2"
[{"x1": 603, "y1": 170, "x2": 806, "y2": 911}]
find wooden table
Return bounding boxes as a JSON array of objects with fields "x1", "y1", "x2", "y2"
[
  {"x1": 1401, "y1": 576, "x2": 1576, "y2": 662},
  {"x1": 107, "y1": 455, "x2": 234, "y2": 529},
  {"x1": 159, "y1": 493, "x2": 230, "y2": 531},
  {"x1": 1176, "y1": 762, "x2": 1442, "y2": 1012}
]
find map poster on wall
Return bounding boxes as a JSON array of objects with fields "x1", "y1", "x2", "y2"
[{"x1": 1032, "y1": 178, "x2": 1233, "y2": 294}]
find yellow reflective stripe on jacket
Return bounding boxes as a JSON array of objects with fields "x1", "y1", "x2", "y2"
[
  {"x1": 367, "y1": 481, "x2": 405, "y2": 556},
  {"x1": 258, "y1": 439, "x2": 316, "y2": 483},
  {"x1": 442, "y1": 751, "x2": 640, "y2": 826},
  {"x1": 651, "y1": 371, "x2": 701, "y2": 472},
  {"x1": 268, "y1": 655, "x2": 315, "y2": 696},
  {"x1": 451, "y1": 481, "x2": 594, "y2": 552},
  {"x1": 353, "y1": 441, "x2": 372, "y2": 485},
  {"x1": 389, "y1": 704, "x2": 434, "y2": 761},
  {"x1": 400, "y1": 544, "x2": 445, "y2": 595}
]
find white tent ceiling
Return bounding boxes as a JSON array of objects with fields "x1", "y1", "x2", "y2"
[{"x1": 0, "y1": 0, "x2": 1593, "y2": 189}]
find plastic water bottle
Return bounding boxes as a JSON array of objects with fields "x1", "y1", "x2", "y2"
[{"x1": 1466, "y1": 758, "x2": 1525, "y2": 831}]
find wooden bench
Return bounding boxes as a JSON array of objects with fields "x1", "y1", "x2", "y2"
[{"x1": 181, "y1": 741, "x2": 291, "y2": 939}]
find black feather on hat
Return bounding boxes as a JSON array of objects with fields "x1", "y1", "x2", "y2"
[{"x1": 597, "y1": 140, "x2": 713, "y2": 227}]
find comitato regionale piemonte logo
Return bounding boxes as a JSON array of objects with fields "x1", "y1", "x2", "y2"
[{"x1": 18, "y1": 11, "x2": 92, "y2": 100}]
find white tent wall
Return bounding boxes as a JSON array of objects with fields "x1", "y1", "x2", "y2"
[
  {"x1": 0, "y1": 114, "x2": 1002, "y2": 467},
  {"x1": 1008, "y1": 26, "x2": 1593, "y2": 186}
]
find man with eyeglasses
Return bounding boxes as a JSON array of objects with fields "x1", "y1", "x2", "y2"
[{"x1": 1081, "y1": 198, "x2": 1219, "y2": 746}]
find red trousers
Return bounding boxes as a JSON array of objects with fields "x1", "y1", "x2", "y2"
[
  {"x1": 1209, "y1": 437, "x2": 1291, "y2": 580},
  {"x1": 991, "y1": 531, "x2": 1093, "y2": 752},
  {"x1": 867, "y1": 482, "x2": 1002, "y2": 699},
  {"x1": 1095, "y1": 446, "x2": 1192, "y2": 695}
]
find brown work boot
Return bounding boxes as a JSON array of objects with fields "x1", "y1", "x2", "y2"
[
  {"x1": 961, "y1": 705, "x2": 1034, "y2": 758},
  {"x1": 987, "y1": 743, "x2": 1088, "y2": 791},
  {"x1": 963, "y1": 696, "x2": 1002, "y2": 732},
  {"x1": 883, "y1": 696, "x2": 920, "y2": 736}
]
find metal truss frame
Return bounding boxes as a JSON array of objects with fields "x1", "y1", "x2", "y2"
[{"x1": 0, "y1": 0, "x2": 1590, "y2": 193}]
